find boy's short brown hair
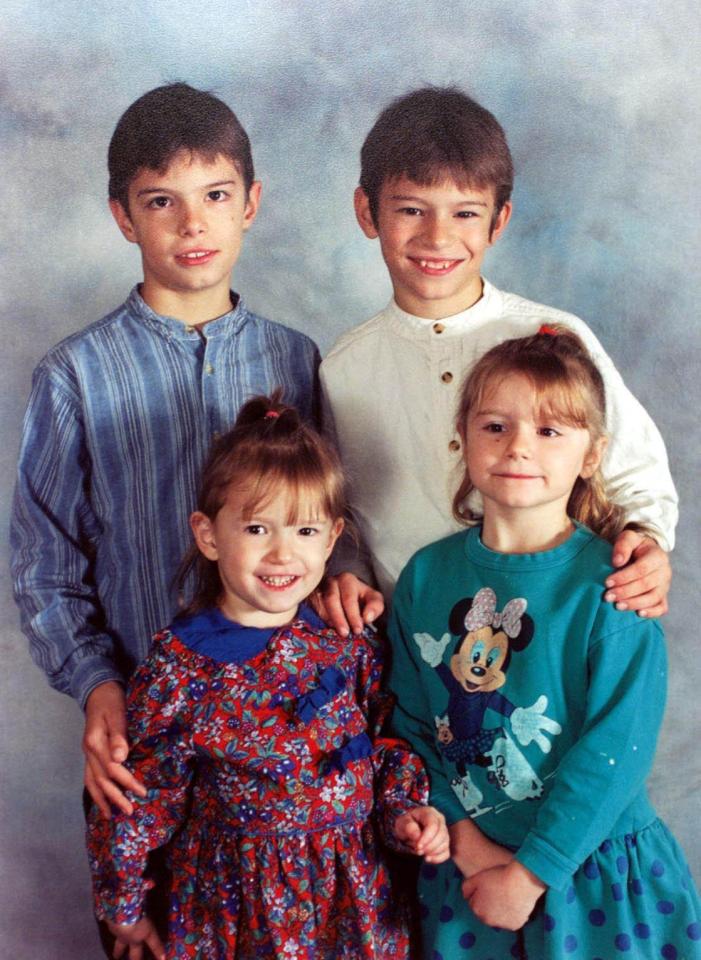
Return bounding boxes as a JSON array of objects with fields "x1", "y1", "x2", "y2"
[
  {"x1": 108, "y1": 82, "x2": 255, "y2": 212},
  {"x1": 359, "y1": 86, "x2": 513, "y2": 228}
]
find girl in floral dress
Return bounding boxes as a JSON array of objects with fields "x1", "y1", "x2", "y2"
[{"x1": 87, "y1": 394, "x2": 449, "y2": 960}]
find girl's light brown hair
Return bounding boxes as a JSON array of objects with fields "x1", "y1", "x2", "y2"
[
  {"x1": 178, "y1": 391, "x2": 346, "y2": 614},
  {"x1": 452, "y1": 326, "x2": 625, "y2": 542}
]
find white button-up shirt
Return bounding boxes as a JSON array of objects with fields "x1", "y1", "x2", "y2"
[{"x1": 321, "y1": 280, "x2": 677, "y2": 597}]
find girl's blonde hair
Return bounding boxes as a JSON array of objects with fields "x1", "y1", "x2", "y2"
[
  {"x1": 178, "y1": 391, "x2": 347, "y2": 614},
  {"x1": 452, "y1": 326, "x2": 625, "y2": 542}
]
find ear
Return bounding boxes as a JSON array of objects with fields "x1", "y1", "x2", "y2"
[
  {"x1": 242, "y1": 180, "x2": 262, "y2": 232},
  {"x1": 488, "y1": 200, "x2": 512, "y2": 244},
  {"x1": 109, "y1": 198, "x2": 139, "y2": 244},
  {"x1": 190, "y1": 511, "x2": 219, "y2": 561},
  {"x1": 354, "y1": 186, "x2": 379, "y2": 239},
  {"x1": 510, "y1": 613, "x2": 535, "y2": 652},
  {"x1": 581, "y1": 436, "x2": 607, "y2": 479},
  {"x1": 449, "y1": 597, "x2": 474, "y2": 636},
  {"x1": 325, "y1": 517, "x2": 345, "y2": 559}
]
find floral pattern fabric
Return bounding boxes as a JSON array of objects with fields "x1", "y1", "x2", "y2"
[{"x1": 87, "y1": 616, "x2": 428, "y2": 959}]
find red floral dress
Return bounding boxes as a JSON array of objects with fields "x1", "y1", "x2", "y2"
[{"x1": 87, "y1": 615, "x2": 429, "y2": 959}]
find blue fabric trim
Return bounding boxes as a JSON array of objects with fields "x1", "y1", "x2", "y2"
[
  {"x1": 297, "y1": 666, "x2": 346, "y2": 722},
  {"x1": 329, "y1": 732, "x2": 374, "y2": 773}
]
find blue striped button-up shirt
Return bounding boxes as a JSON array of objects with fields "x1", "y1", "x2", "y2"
[{"x1": 11, "y1": 287, "x2": 320, "y2": 707}]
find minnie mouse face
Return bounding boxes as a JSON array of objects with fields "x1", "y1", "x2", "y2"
[
  {"x1": 450, "y1": 625, "x2": 510, "y2": 693},
  {"x1": 448, "y1": 589, "x2": 534, "y2": 695}
]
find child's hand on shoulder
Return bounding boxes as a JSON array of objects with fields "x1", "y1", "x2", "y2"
[
  {"x1": 394, "y1": 806, "x2": 450, "y2": 863},
  {"x1": 605, "y1": 529, "x2": 671, "y2": 618},
  {"x1": 314, "y1": 572, "x2": 385, "y2": 637},
  {"x1": 461, "y1": 861, "x2": 546, "y2": 931},
  {"x1": 107, "y1": 915, "x2": 165, "y2": 960}
]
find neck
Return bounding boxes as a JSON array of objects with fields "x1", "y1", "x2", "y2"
[
  {"x1": 480, "y1": 505, "x2": 575, "y2": 554},
  {"x1": 139, "y1": 283, "x2": 234, "y2": 327},
  {"x1": 395, "y1": 276, "x2": 484, "y2": 320}
]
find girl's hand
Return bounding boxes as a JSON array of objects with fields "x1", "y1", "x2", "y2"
[
  {"x1": 461, "y1": 861, "x2": 546, "y2": 931},
  {"x1": 314, "y1": 572, "x2": 385, "y2": 637},
  {"x1": 394, "y1": 806, "x2": 450, "y2": 863},
  {"x1": 107, "y1": 915, "x2": 165, "y2": 960},
  {"x1": 449, "y1": 818, "x2": 514, "y2": 878},
  {"x1": 605, "y1": 530, "x2": 671, "y2": 618}
]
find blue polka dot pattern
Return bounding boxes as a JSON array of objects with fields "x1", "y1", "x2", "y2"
[
  {"x1": 651, "y1": 860, "x2": 665, "y2": 877},
  {"x1": 565, "y1": 886, "x2": 576, "y2": 904},
  {"x1": 564, "y1": 934, "x2": 578, "y2": 953},
  {"x1": 616, "y1": 855, "x2": 628, "y2": 875},
  {"x1": 458, "y1": 931, "x2": 476, "y2": 949},
  {"x1": 439, "y1": 905, "x2": 453, "y2": 923},
  {"x1": 599, "y1": 839, "x2": 612, "y2": 853},
  {"x1": 661, "y1": 946, "x2": 677, "y2": 960},
  {"x1": 612, "y1": 882, "x2": 624, "y2": 901},
  {"x1": 656, "y1": 900, "x2": 675, "y2": 915},
  {"x1": 584, "y1": 860, "x2": 600, "y2": 880},
  {"x1": 633, "y1": 923, "x2": 650, "y2": 939},
  {"x1": 614, "y1": 933, "x2": 631, "y2": 950},
  {"x1": 688, "y1": 922, "x2": 701, "y2": 941},
  {"x1": 543, "y1": 914, "x2": 556, "y2": 932},
  {"x1": 589, "y1": 909, "x2": 606, "y2": 926},
  {"x1": 631, "y1": 878, "x2": 644, "y2": 895}
]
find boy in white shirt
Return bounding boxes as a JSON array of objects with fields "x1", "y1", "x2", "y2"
[{"x1": 321, "y1": 86, "x2": 674, "y2": 614}]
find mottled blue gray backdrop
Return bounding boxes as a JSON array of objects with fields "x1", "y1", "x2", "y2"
[{"x1": 1, "y1": 1, "x2": 699, "y2": 955}]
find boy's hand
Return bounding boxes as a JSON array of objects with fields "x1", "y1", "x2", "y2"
[
  {"x1": 83, "y1": 681, "x2": 146, "y2": 818},
  {"x1": 394, "y1": 806, "x2": 450, "y2": 863},
  {"x1": 604, "y1": 530, "x2": 671, "y2": 618},
  {"x1": 461, "y1": 861, "x2": 545, "y2": 931},
  {"x1": 449, "y1": 817, "x2": 514, "y2": 878},
  {"x1": 314, "y1": 572, "x2": 385, "y2": 637},
  {"x1": 107, "y1": 915, "x2": 165, "y2": 960}
]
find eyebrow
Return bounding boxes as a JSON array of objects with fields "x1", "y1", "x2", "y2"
[
  {"x1": 388, "y1": 193, "x2": 488, "y2": 207},
  {"x1": 135, "y1": 179, "x2": 238, "y2": 197}
]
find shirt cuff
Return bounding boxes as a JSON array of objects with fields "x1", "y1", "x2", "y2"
[
  {"x1": 72, "y1": 656, "x2": 125, "y2": 709},
  {"x1": 516, "y1": 832, "x2": 578, "y2": 891}
]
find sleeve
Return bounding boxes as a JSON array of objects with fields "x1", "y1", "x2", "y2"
[
  {"x1": 355, "y1": 627, "x2": 430, "y2": 851},
  {"x1": 387, "y1": 570, "x2": 469, "y2": 827},
  {"x1": 10, "y1": 361, "x2": 122, "y2": 707},
  {"x1": 86, "y1": 643, "x2": 198, "y2": 924},
  {"x1": 567, "y1": 319, "x2": 678, "y2": 549},
  {"x1": 516, "y1": 617, "x2": 666, "y2": 890},
  {"x1": 320, "y1": 379, "x2": 377, "y2": 585}
]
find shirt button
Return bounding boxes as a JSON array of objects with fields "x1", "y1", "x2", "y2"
[
  {"x1": 205, "y1": 363, "x2": 215, "y2": 375},
  {"x1": 433, "y1": 322, "x2": 445, "y2": 334},
  {"x1": 448, "y1": 439, "x2": 461, "y2": 452},
  {"x1": 441, "y1": 371, "x2": 454, "y2": 383},
  {"x1": 184, "y1": 325, "x2": 196, "y2": 334}
]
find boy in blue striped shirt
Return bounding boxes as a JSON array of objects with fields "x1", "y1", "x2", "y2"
[{"x1": 10, "y1": 84, "x2": 380, "y2": 836}]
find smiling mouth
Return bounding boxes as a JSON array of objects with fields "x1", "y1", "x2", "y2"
[
  {"x1": 175, "y1": 250, "x2": 217, "y2": 265},
  {"x1": 258, "y1": 575, "x2": 300, "y2": 590},
  {"x1": 410, "y1": 258, "x2": 462, "y2": 274}
]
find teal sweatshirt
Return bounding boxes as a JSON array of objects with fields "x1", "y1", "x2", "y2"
[{"x1": 388, "y1": 524, "x2": 666, "y2": 890}]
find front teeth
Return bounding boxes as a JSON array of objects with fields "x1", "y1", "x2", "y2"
[
  {"x1": 260, "y1": 575, "x2": 296, "y2": 586},
  {"x1": 418, "y1": 260, "x2": 454, "y2": 270},
  {"x1": 182, "y1": 251, "x2": 209, "y2": 259}
]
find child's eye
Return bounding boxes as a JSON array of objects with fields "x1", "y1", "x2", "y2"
[
  {"x1": 207, "y1": 190, "x2": 229, "y2": 202},
  {"x1": 398, "y1": 206, "x2": 423, "y2": 216},
  {"x1": 147, "y1": 196, "x2": 171, "y2": 209},
  {"x1": 245, "y1": 524, "x2": 267, "y2": 535},
  {"x1": 298, "y1": 527, "x2": 319, "y2": 537},
  {"x1": 484, "y1": 422, "x2": 505, "y2": 433},
  {"x1": 538, "y1": 427, "x2": 561, "y2": 438},
  {"x1": 455, "y1": 210, "x2": 478, "y2": 218}
]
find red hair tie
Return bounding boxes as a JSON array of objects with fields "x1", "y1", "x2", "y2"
[
  {"x1": 538, "y1": 324, "x2": 558, "y2": 337},
  {"x1": 264, "y1": 410, "x2": 280, "y2": 419}
]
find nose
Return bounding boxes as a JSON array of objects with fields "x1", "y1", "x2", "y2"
[
  {"x1": 505, "y1": 425, "x2": 532, "y2": 459},
  {"x1": 265, "y1": 534, "x2": 294, "y2": 564},
  {"x1": 421, "y1": 212, "x2": 453, "y2": 247},
  {"x1": 178, "y1": 201, "x2": 206, "y2": 237}
]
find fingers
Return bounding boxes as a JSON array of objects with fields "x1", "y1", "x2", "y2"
[
  {"x1": 112, "y1": 939, "x2": 126, "y2": 959},
  {"x1": 144, "y1": 928, "x2": 165, "y2": 960},
  {"x1": 85, "y1": 762, "x2": 113, "y2": 819},
  {"x1": 321, "y1": 578, "x2": 351, "y2": 637},
  {"x1": 611, "y1": 528, "x2": 643, "y2": 567}
]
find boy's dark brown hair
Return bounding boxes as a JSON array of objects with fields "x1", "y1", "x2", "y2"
[
  {"x1": 359, "y1": 86, "x2": 513, "y2": 230},
  {"x1": 453, "y1": 326, "x2": 625, "y2": 542},
  {"x1": 108, "y1": 82, "x2": 255, "y2": 212},
  {"x1": 178, "y1": 392, "x2": 347, "y2": 614}
]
